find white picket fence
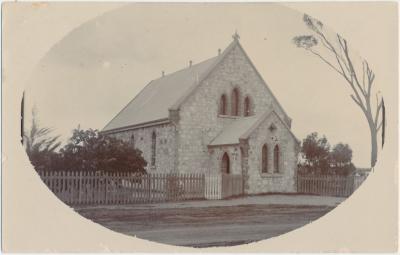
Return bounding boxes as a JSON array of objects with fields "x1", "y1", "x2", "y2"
[
  {"x1": 38, "y1": 171, "x2": 244, "y2": 205},
  {"x1": 353, "y1": 173, "x2": 369, "y2": 191},
  {"x1": 205, "y1": 174, "x2": 222, "y2": 199},
  {"x1": 205, "y1": 173, "x2": 243, "y2": 200},
  {"x1": 297, "y1": 174, "x2": 355, "y2": 197}
]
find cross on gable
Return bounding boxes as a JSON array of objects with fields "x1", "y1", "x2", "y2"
[{"x1": 232, "y1": 30, "x2": 240, "y2": 41}]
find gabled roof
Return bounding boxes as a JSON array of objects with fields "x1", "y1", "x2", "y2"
[
  {"x1": 209, "y1": 109, "x2": 299, "y2": 147},
  {"x1": 208, "y1": 115, "x2": 261, "y2": 146},
  {"x1": 102, "y1": 55, "x2": 222, "y2": 132},
  {"x1": 102, "y1": 38, "x2": 291, "y2": 133}
]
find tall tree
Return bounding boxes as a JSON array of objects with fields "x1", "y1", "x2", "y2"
[
  {"x1": 24, "y1": 108, "x2": 61, "y2": 171},
  {"x1": 301, "y1": 132, "x2": 330, "y2": 168},
  {"x1": 293, "y1": 14, "x2": 384, "y2": 167},
  {"x1": 330, "y1": 143, "x2": 352, "y2": 167}
]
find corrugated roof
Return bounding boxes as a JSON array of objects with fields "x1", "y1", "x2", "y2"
[
  {"x1": 209, "y1": 115, "x2": 261, "y2": 146},
  {"x1": 102, "y1": 55, "x2": 221, "y2": 132},
  {"x1": 102, "y1": 38, "x2": 292, "y2": 133},
  {"x1": 209, "y1": 109, "x2": 299, "y2": 146}
]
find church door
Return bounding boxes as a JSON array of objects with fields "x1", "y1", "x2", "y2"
[{"x1": 221, "y1": 153, "x2": 230, "y2": 174}]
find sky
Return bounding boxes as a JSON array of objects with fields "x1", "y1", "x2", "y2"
[{"x1": 24, "y1": 3, "x2": 383, "y2": 167}]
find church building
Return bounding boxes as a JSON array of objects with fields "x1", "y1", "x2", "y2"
[{"x1": 102, "y1": 34, "x2": 300, "y2": 194}]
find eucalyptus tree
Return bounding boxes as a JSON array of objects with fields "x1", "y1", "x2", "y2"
[{"x1": 293, "y1": 14, "x2": 385, "y2": 167}]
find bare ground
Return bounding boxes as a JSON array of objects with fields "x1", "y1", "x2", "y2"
[{"x1": 74, "y1": 195, "x2": 344, "y2": 247}]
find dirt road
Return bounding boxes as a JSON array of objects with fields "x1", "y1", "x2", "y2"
[{"x1": 75, "y1": 195, "x2": 344, "y2": 247}]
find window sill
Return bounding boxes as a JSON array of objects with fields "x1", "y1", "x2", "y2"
[
  {"x1": 218, "y1": 115, "x2": 241, "y2": 119},
  {"x1": 260, "y1": 173, "x2": 284, "y2": 178}
]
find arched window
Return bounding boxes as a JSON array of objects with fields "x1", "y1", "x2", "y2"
[
  {"x1": 151, "y1": 131, "x2": 156, "y2": 166},
  {"x1": 219, "y1": 94, "x2": 227, "y2": 115},
  {"x1": 130, "y1": 134, "x2": 135, "y2": 148},
  {"x1": 231, "y1": 88, "x2": 240, "y2": 116},
  {"x1": 274, "y1": 145, "x2": 280, "y2": 173},
  {"x1": 244, "y1": 96, "x2": 251, "y2": 116},
  {"x1": 221, "y1": 152, "x2": 230, "y2": 174},
  {"x1": 261, "y1": 144, "x2": 268, "y2": 173}
]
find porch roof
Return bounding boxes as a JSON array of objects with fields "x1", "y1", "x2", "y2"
[
  {"x1": 208, "y1": 114, "x2": 261, "y2": 146},
  {"x1": 209, "y1": 109, "x2": 299, "y2": 147}
]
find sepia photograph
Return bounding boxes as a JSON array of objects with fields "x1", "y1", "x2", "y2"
[{"x1": 3, "y1": 2, "x2": 398, "y2": 252}]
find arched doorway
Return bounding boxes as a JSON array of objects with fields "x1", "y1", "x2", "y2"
[{"x1": 221, "y1": 153, "x2": 230, "y2": 174}]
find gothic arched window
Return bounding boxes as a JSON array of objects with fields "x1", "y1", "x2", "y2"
[
  {"x1": 219, "y1": 94, "x2": 227, "y2": 115},
  {"x1": 151, "y1": 131, "x2": 156, "y2": 166},
  {"x1": 130, "y1": 134, "x2": 135, "y2": 148},
  {"x1": 274, "y1": 145, "x2": 280, "y2": 173},
  {"x1": 244, "y1": 96, "x2": 251, "y2": 116},
  {"x1": 231, "y1": 88, "x2": 240, "y2": 116},
  {"x1": 261, "y1": 144, "x2": 268, "y2": 173}
]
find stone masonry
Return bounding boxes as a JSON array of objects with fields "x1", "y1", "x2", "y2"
[
  {"x1": 109, "y1": 124, "x2": 177, "y2": 173},
  {"x1": 103, "y1": 37, "x2": 299, "y2": 194}
]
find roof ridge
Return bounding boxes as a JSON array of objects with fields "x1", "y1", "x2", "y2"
[
  {"x1": 170, "y1": 39, "x2": 238, "y2": 110},
  {"x1": 158, "y1": 55, "x2": 219, "y2": 80},
  {"x1": 240, "y1": 108, "x2": 299, "y2": 143},
  {"x1": 208, "y1": 113, "x2": 263, "y2": 146},
  {"x1": 101, "y1": 37, "x2": 294, "y2": 133},
  {"x1": 101, "y1": 44, "x2": 228, "y2": 132},
  {"x1": 239, "y1": 109, "x2": 274, "y2": 140}
]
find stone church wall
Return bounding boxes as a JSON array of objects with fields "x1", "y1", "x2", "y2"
[
  {"x1": 105, "y1": 41, "x2": 298, "y2": 195},
  {"x1": 207, "y1": 145, "x2": 243, "y2": 175},
  {"x1": 107, "y1": 123, "x2": 177, "y2": 173},
  {"x1": 246, "y1": 113, "x2": 299, "y2": 193},
  {"x1": 177, "y1": 43, "x2": 290, "y2": 174}
]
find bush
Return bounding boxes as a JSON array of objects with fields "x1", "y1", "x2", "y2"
[
  {"x1": 299, "y1": 132, "x2": 355, "y2": 176},
  {"x1": 58, "y1": 128, "x2": 147, "y2": 173}
]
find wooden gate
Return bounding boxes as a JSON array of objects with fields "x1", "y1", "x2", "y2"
[{"x1": 205, "y1": 173, "x2": 243, "y2": 199}]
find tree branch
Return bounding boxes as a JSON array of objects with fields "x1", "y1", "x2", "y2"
[
  {"x1": 314, "y1": 32, "x2": 349, "y2": 78},
  {"x1": 374, "y1": 97, "x2": 383, "y2": 127},
  {"x1": 350, "y1": 94, "x2": 364, "y2": 110},
  {"x1": 362, "y1": 60, "x2": 367, "y2": 92},
  {"x1": 334, "y1": 37, "x2": 367, "y2": 109},
  {"x1": 308, "y1": 43, "x2": 366, "y2": 112},
  {"x1": 366, "y1": 61, "x2": 375, "y2": 97},
  {"x1": 296, "y1": 19, "x2": 371, "y2": 115},
  {"x1": 318, "y1": 37, "x2": 332, "y2": 52},
  {"x1": 307, "y1": 48, "x2": 344, "y2": 76},
  {"x1": 377, "y1": 120, "x2": 383, "y2": 131},
  {"x1": 340, "y1": 38, "x2": 367, "y2": 98},
  {"x1": 335, "y1": 35, "x2": 352, "y2": 73}
]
